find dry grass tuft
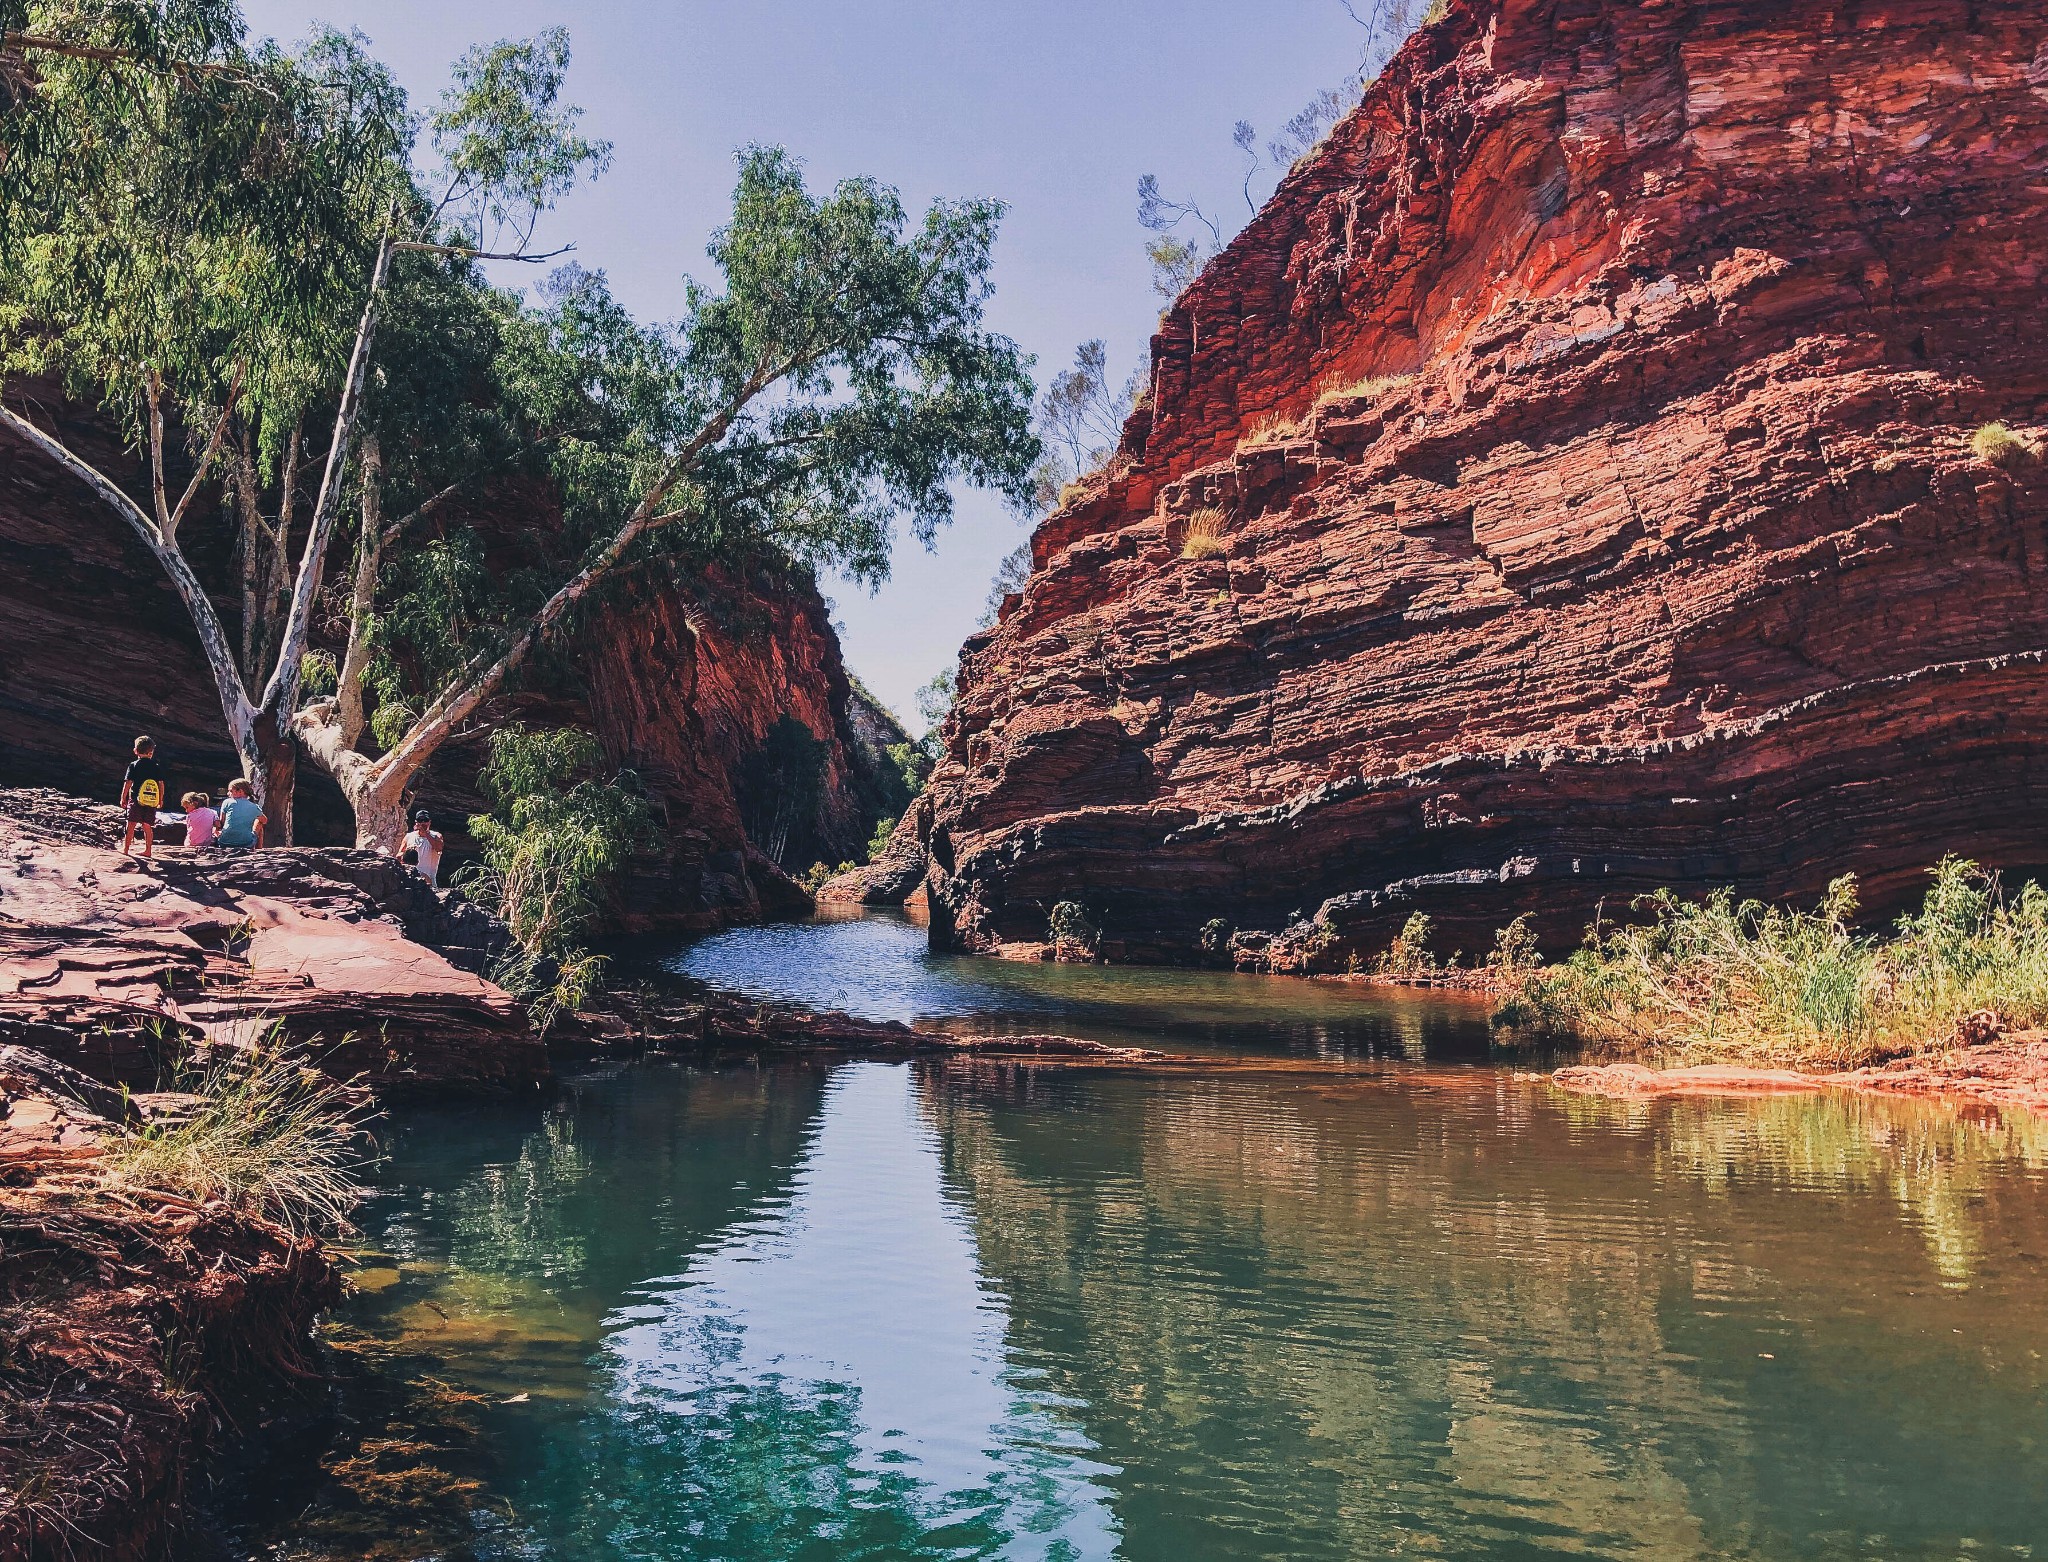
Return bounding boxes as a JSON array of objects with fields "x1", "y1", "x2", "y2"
[
  {"x1": 1971, "y1": 422, "x2": 2037, "y2": 467},
  {"x1": 1180, "y1": 507, "x2": 1229, "y2": 560},
  {"x1": 1240, "y1": 412, "x2": 1303, "y2": 448},
  {"x1": 1316, "y1": 372, "x2": 1413, "y2": 407},
  {"x1": 105, "y1": 1042, "x2": 375, "y2": 1236}
]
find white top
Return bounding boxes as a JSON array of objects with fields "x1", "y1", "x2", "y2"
[{"x1": 403, "y1": 829, "x2": 443, "y2": 878}]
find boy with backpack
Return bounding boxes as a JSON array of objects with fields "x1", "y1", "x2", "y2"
[{"x1": 120, "y1": 735, "x2": 166, "y2": 858}]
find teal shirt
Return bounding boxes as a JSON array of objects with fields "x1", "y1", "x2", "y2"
[{"x1": 216, "y1": 796, "x2": 262, "y2": 846}]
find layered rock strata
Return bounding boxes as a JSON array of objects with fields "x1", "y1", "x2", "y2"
[
  {"x1": 0, "y1": 1055, "x2": 341, "y2": 1562},
  {"x1": 883, "y1": 0, "x2": 2048, "y2": 966},
  {"x1": 0, "y1": 793, "x2": 545, "y2": 1094},
  {"x1": 0, "y1": 401, "x2": 906, "y2": 930}
]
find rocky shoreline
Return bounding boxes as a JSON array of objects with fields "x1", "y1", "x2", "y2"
[
  {"x1": 8, "y1": 783, "x2": 2048, "y2": 1554},
  {"x1": 0, "y1": 1047, "x2": 340, "y2": 1561}
]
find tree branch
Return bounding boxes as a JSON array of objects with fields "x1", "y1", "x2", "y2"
[
  {"x1": 165, "y1": 362, "x2": 244, "y2": 541},
  {"x1": 258, "y1": 234, "x2": 393, "y2": 722},
  {"x1": 0, "y1": 398, "x2": 256, "y2": 738},
  {"x1": 390, "y1": 239, "x2": 575, "y2": 264}
]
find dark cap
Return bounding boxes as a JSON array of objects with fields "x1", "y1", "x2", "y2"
[{"x1": 413, "y1": 809, "x2": 431, "y2": 822}]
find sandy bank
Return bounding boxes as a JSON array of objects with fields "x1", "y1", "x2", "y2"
[{"x1": 1551, "y1": 1035, "x2": 2048, "y2": 1117}]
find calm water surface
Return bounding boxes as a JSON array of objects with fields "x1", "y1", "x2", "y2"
[{"x1": 328, "y1": 917, "x2": 2048, "y2": 1559}]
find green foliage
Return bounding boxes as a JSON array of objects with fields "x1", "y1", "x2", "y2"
[
  {"x1": 1199, "y1": 918, "x2": 1234, "y2": 959},
  {"x1": 106, "y1": 1037, "x2": 373, "y2": 1236},
  {"x1": 1374, "y1": 912, "x2": 1438, "y2": 977},
  {"x1": 1970, "y1": 422, "x2": 2036, "y2": 467},
  {"x1": 362, "y1": 150, "x2": 1040, "y2": 750},
  {"x1": 1048, "y1": 900, "x2": 1100, "y2": 955},
  {"x1": 1494, "y1": 859, "x2": 2048, "y2": 1067},
  {"x1": 0, "y1": 5, "x2": 409, "y2": 449},
  {"x1": 798, "y1": 859, "x2": 856, "y2": 895},
  {"x1": 916, "y1": 669, "x2": 956, "y2": 733},
  {"x1": 1143, "y1": 235, "x2": 1206, "y2": 301},
  {"x1": 1485, "y1": 915, "x2": 1542, "y2": 973},
  {"x1": 299, "y1": 648, "x2": 338, "y2": 699},
  {"x1": 461, "y1": 724, "x2": 655, "y2": 1024},
  {"x1": 427, "y1": 27, "x2": 612, "y2": 252},
  {"x1": 866, "y1": 815, "x2": 898, "y2": 862}
]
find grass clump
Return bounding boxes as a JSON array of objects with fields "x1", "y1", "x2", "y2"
[
  {"x1": 105, "y1": 1044, "x2": 374, "y2": 1236},
  {"x1": 1180, "y1": 507, "x2": 1229, "y2": 561},
  {"x1": 1970, "y1": 422, "x2": 2037, "y2": 467},
  {"x1": 1240, "y1": 411, "x2": 1303, "y2": 448},
  {"x1": 1494, "y1": 858, "x2": 2048, "y2": 1068},
  {"x1": 1316, "y1": 372, "x2": 1413, "y2": 407}
]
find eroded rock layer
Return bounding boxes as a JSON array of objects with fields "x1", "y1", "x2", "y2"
[
  {"x1": 900, "y1": 0, "x2": 2048, "y2": 966},
  {"x1": 0, "y1": 793, "x2": 545, "y2": 1095},
  {"x1": 0, "y1": 406, "x2": 905, "y2": 930}
]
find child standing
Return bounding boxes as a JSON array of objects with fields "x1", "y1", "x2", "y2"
[
  {"x1": 120, "y1": 736, "x2": 165, "y2": 858},
  {"x1": 181, "y1": 791, "x2": 218, "y2": 848},
  {"x1": 215, "y1": 779, "x2": 266, "y2": 849}
]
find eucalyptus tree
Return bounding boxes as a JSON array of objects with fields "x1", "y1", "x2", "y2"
[
  {"x1": 296, "y1": 147, "x2": 1041, "y2": 848},
  {"x1": 0, "y1": 5, "x2": 604, "y2": 839}
]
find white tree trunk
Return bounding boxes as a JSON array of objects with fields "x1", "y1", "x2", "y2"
[{"x1": 0, "y1": 399, "x2": 259, "y2": 773}]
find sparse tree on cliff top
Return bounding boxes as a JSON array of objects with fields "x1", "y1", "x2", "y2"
[
  {"x1": 295, "y1": 146, "x2": 1041, "y2": 849},
  {"x1": 0, "y1": 4, "x2": 604, "y2": 840}
]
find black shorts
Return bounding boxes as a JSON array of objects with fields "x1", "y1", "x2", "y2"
[{"x1": 127, "y1": 803, "x2": 157, "y2": 826}]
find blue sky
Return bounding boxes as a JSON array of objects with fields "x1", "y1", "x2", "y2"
[{"x1": 240, "y1": 0, "x2": 1380, "y2": 727}]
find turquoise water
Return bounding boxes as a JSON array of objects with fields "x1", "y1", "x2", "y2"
[{"x1": 326, "y1": 918, "x2": 2048, "y2": 1560}]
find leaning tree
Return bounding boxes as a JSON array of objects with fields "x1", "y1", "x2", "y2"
[
  {"x1": 294, "y1": 147, "x2": 1040, "y2": 849},
  {"x1": 0, "y1": 4, "x2": 605, "y2": 840}
]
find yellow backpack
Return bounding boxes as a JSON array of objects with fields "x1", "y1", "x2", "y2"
[{"x1": 137, "y1": 776, "x2": 163, "y2": 808}]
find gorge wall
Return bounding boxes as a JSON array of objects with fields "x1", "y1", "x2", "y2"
[
  {"x1": 0, "y1": 400, "x2": 905, "y2": 932},
  {"x1": 887, "y1": 0, "x2": 2048, "y2": 966}
]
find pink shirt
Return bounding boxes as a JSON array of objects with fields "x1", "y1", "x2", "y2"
[{"x1": 184, "y1": 806, "x2": 218, "y2": 847}]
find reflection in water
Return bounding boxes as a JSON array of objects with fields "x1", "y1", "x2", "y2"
[
  {"x1": 324, "y1": 1056, "x2": 2048, "y2": 1560},
  {"x1": 662, "y1": 913, "x2": 1497, "y2": 1059}
]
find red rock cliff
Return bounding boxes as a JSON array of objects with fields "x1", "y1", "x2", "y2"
[
  {"x1": 901, "y1": 0, "x2": 2048, "y2": 965},
  {"x1": 0, "y1": 407, "x2": 903, "y2": 932}
]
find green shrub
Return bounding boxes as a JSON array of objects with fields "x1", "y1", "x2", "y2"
[
  {"x1": 1486, "y1": 915, "x2": 1542, "y2": 973},
  {"x1": 799, "y1": 859, "x2": 856, "y2": 894},
  {"x1": 1493, "y1": 858, "x2": 2048, "y2": 1067},
  {"x1": 1375, "y1": 912, "x2": 1438, "y2": 977},
  {"x1": 461, "y1": 725, "x2": 656, "y2": 1027},
  {"x1": 1199, "y1": 917, "x2": 1233, "y2": 958},
  {"x1": 1048, "y1": 900, "x2": 1100, "y2": 956},
  {"x1": 1970, "y1": 422, "x2": 2036, "y2": 466}
]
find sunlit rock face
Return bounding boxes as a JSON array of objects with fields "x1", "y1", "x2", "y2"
[
  {"x1": 0, "y1": 401, "x2": 904, "y2": 930},
  {"x1": 903, "y1": 0, "x2": 2048, "y2": 965}
]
